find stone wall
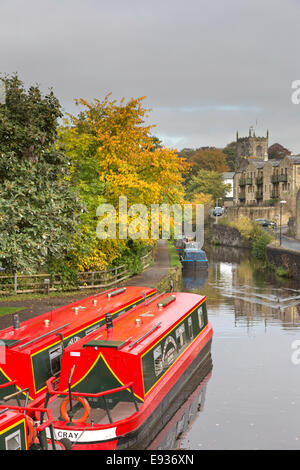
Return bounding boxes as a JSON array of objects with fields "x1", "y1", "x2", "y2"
[
  {"x1": 296, "y1": 189, "x2": 300, "y2": 240},
  {"x1": 211, "y1": 223, "x2": 250, "y2": 248},
  {"x1": 227, "y1": 205, "x2": 292, "y2": 226},
  {"x1": 266, "y1": 244, "x2": 300, "y2": 279}
]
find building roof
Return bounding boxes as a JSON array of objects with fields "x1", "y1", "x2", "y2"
[
  {"x1": 289, "y1": 155, "x2": 300, "y2": 164},
  {"x1": 222, "y1": 172, "x2": 235, "y2": 179}
]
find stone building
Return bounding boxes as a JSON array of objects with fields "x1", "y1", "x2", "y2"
[
  {"x1": 233, "y1": 155, "x2": 300, "y2": 209},
  {"x1": 236, "y1": 127, "x2": 269, "y2": 167}
]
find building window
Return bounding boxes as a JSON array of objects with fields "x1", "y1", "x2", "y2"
[{"x1": 298, "y1": 167, "x2": 300, "y2": 175}]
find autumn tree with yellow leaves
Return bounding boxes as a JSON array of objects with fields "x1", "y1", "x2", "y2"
[{"x1": 59, "y1": 94, "x2": 187, "y2": 272}]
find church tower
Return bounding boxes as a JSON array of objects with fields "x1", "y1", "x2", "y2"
[{"x1": 236, "y1": 128, "x2": 269, "y2": 165}]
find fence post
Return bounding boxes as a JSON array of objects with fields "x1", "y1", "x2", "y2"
[
  {"x1": 44, "y1": 278, "x2": 50, "y2": 295},
  {"x1": 14, "y1": 273, "x2": 17, "y2": 294}
]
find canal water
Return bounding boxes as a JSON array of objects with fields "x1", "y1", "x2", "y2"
[{"x1": 158, "y1": 246, "x2": 300, "y2": 450}]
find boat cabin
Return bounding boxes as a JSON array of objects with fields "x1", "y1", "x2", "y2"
[
  {"x1": 46, "y1": 292, "x2": 209, "y2": 430},
  {"x1": 182, "y1": 248, "x2": 209, "y2": 266},
  {"x1": 0, "y1": 286, "x2": 156, "y2": 401}
]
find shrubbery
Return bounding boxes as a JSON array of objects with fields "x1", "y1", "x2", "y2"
[{"x1": 219, "y1": 216, "x2": 274, "y2": 261}]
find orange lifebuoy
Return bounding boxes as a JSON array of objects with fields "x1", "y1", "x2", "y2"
[
  {"x1": 60, "y1": 396, "x2": 90, "y2": 423},
  {"x1": 25, "y1": 415, "x2": 37, "y2": 447}
]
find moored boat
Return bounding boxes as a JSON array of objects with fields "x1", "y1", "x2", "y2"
[
  {"x1": 0, "y1": 399, "x2": 70, "y2": 450},
  {"x1": 40, "y1": 291, "x2": 213, "y2": 450},
  {"x1": 181, "y1": 244, "x2": 209, "y2": 268},
  {"x1": 0, "y1": 286, "x2": 156, "y2": 402}
]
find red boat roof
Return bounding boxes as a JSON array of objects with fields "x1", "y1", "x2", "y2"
[
  {"x1": 0, "y1": 286, "x2": 156, "y2": 354},
  {"x1": 67, "y1": 292, "x2": 206, "y2": 356}
]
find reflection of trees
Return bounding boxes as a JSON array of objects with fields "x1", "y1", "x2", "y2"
[{"x1": 182, "y1": 245, "x2": 300, "y2": 329}]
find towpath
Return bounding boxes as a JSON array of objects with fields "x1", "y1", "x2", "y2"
[{"x1": 0, "y1": 240, "x2": 170, "y2": 328}]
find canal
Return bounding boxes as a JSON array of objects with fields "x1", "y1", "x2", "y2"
[{"x1": 153, "y1": 245, "x2": 300, "y2": 450}]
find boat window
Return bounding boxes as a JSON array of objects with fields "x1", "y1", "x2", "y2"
[
  {"x1": 49, "y1": 344, "x2": 62, "y2": 376},
  {"x1": 188, "y1": 317, "x2": 193, "y2": 339},
  {"x1": 5, "y1": 430, "x2": 21, "y2": 450},
  {"x1": 154, "y1": 344, "x2": 163, "y2": 376},
  {"x1": 198, "y1": 307, "x2": 204, "y2": 329},
  {"x1": 176, "y1": 324, "x2": 186, "y2": 350}
]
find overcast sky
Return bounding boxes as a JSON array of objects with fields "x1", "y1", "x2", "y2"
[{"x1": 1, "y1": 0, "x2": 300, "y2": 152}]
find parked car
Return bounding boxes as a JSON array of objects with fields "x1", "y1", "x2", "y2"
[
  {"x1": 255, "y1": 218, "x2": 269, "y2": 227},
  {"x1": 255, "y1": 218, "x2": 277, "y2": 229},
  {"x1": 213, "y1": 207, "x2": 224, "y2": 217}
]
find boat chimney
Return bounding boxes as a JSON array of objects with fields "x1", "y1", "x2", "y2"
[
  {"x1": 105, "y1": 312, "x2": 113, "y2": 330},
  {"x1": 12, "y1": 313, "x2": 20, "y2": 330}
]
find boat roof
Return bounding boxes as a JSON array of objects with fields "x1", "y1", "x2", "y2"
[
  {"x1": 0, "y1": 286, "x2": 156, "y2": 354},
  {"x1": 184, "y1": 248, "x2": 206, "y2": 253},
  {"x1": 66, "y1": 292, "x2": 206, "y2": 356}
]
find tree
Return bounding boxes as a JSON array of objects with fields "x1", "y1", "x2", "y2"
[
  {"x1": 0, "y1": 75, "x2": 81, "y2": 272},
  {"x1": 223, "y1": 141, "x2": 237, "y2": 171},
  {"x1": 177, "y1": 148, "x2": 195, "y2": 159},
  {"x1": 59, "y1": 94, "x2": 188, "y2": 271},
  {"x1": 185, "y1": 169, "x2": 231, "y2": 204},
  {"x1": 268, "y1": 143, "x2": 291, "y2": 160},
  {"x1": 188, "y1": 147, "x2": 229, "y2": 175}
]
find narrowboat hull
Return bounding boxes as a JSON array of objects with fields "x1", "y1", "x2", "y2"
[
  {"x1": 0, "y1": 286, "x2": 156, "y2": 401},
  {"x1": 181, "y1": 260, "x2": 209, "y2": 269},
  {"x1": 48, "y1": 321, "x2": 213, "y2": 450}
]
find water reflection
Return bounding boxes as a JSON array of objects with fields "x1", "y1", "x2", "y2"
[
  {"x1": 180, "y1": 245, "x2": 300, "y2": 449},
  {"x1": 182, "y1": 245, "x2": 300, "y2": 330},
  {"x1": 148, "y1": 369, "x2": 212, "y2": 450},
  {"x1": 181, "y1": 266, "x2": 208, "y2": 290}
]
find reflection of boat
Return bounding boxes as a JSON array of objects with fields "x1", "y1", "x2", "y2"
[
  {"x1": 181, "y1": 246, "x2": 209, "y2": 269},
  {"x1": 39, "y1": 292, "x2": 213, "y2": 450},
  {"x1": 182, "y1": 267, "x2": 209, "y2": 290},
  {"x1": 148, "y1": 367, "x2": 212, "y2": 450},
  {"x1": 0, "y1": 287, "x2": 157, "y2": 401}
]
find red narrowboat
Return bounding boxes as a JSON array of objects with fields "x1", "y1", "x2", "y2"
[
  {"x1": 40, "y1": 291, "x2": 213, "y2": 450},
  {"x1": 0, "y1": 399, "x2": 71, "y2": 450},
  {"x1": 0, "y1": 286, "x2": 156, "y2": 402}
]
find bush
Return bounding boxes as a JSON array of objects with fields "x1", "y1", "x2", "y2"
[
  {"x1": 276, "y1": 267, "x2": 290, "y2": 278},
  {"x1": 252, "y1": 232, "x2": 272, "y2": 261}
]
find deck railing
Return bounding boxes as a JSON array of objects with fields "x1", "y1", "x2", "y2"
[
  {"x1": 45, "y1": 376, "x2": 139, "y2": 425},
  {"x1": 0, "y1": 250, "x2": 153, "y2": 296}
]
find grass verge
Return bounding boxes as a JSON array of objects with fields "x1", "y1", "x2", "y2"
[{"x1": 166, "y1": 240, "x2": 181, "y2": 267}]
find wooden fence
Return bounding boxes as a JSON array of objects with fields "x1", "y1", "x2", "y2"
[{"x1": 0, "y1": 251, "x2": 153, "y2": 295}]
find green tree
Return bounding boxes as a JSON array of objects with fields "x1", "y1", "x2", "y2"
[
  {"x1": 0, "y1": 75, "x2": 81, "y2": 272},
  {"x1": 223, "y1": 141, "x2": 237, "y2": 171},
  {"x1": 185, "y1": 169, "x2": 230, "y2": 203}
]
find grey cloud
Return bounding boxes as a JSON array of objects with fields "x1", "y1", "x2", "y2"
[{"x1": 1, "y1": 0, "x2": 300, "y2": 151}]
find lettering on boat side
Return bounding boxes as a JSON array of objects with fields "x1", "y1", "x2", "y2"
[
  {"x1": 67, "y1": 336, "x2": 81, "y2": 347},
  {"x1": 162, "y1": 336, "x2": 177, "y2": 368},
  {"x1": 49, "y1": 427, "x2": 117, "y2": 442}
]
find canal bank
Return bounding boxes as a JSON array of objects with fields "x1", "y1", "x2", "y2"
[
  {"x1": 0, "y1": 240, "x2": 180, "y2": 329},
  {"x1": 207, "y1": 221, "x2": 300, "y2": 280}
]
